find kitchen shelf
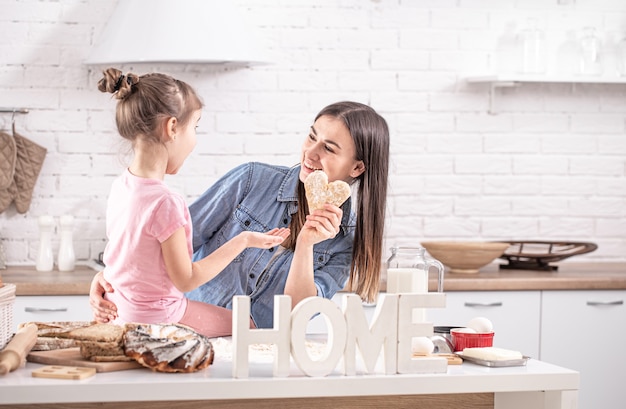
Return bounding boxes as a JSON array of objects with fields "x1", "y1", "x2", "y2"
[
  {"x1": 465, "y1": 74, "x2": 626, "y2": 113},
  {"x1": 466, "y1": 74, "x2": 626, "y2": 85}
]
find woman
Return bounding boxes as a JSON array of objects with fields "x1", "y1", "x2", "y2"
[{"x1": 90, "y1": 101, "x2": 390, "y2": 330}]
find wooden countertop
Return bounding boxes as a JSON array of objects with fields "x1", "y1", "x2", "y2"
[
  {"x1": 0, "y1": 264, "x2": 99, "y2": 296},
  {"x1": 430, "y1": 262, "x2": 626, "y2": 292},
  {"x1": 1, "y1": 262, "x2": 625, "y2": 296}
]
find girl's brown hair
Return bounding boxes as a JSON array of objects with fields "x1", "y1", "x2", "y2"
[
  {"x1": 97, "y1": 67, "x2": 203, "y2": 143},
  {"x1": 287, "y1": 101, "x2": 390, "y2": 303}
]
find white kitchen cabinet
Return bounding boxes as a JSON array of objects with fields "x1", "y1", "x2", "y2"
[
  {"x1": 540, "y1": 290, "x2": 626, "y2": 409},
  {"x1": 13, "y1": 296, "x2": 92, "y2": 331},
  {"x1": 427, "y1": 291, "x2": 541, "y2": 358}
]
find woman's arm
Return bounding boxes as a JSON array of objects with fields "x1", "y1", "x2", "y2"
[
  {"x1": 88, "y1": 271, "x2": 118, "y2": 323},
  {"x1": 284, "y1": 204, "x2": 343, "y2": 307},
  {"x1": 163, "y1": 227, "x2": 290, "y2": 292}
]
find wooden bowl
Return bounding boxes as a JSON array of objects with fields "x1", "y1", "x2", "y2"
[{"x1": 420, "y1": 241, "x2": 510, "y2": 274}]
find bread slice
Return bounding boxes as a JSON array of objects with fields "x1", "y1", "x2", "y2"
[
  {"x1": 20, "y1": 321, "x2": 95, "y2": 338},
  {"x1": 78, "y1": 340, "x2": 125, "y2": 358},
  {"x1": 68, "y1": 323, "x2": 124, "y2": 343},
  {"x1": 304, "y1": 170, "x2": 351, "y2": 211},
  {"x1": 31, "y1": 337, "x2": 79, "y2": 351}
]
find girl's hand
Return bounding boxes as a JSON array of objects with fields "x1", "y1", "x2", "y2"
[
  {"x1": 243, "y1": 227, "x2": 290, "y2": 248},
  {"x1": 298, "y1": 204, "x2": 343, "y2": 247},
  {"x1": 89, "y1": 271, "x2": 118, "y2": 323}
]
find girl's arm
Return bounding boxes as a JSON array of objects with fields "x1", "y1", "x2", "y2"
[
  {"x1": 163, "y1": 227, "x2": 290, "y2": 292},
  {"x1": 284, "y1": 204, "x2": 343, "y2": 307}
]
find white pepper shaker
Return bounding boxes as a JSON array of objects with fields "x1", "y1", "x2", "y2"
[
  {"x1": 36, "y1": 215, "x2": 54, "y2": 272},
  {"x1": 57, "y1": 215, "x2": 75, "y2": 272}
]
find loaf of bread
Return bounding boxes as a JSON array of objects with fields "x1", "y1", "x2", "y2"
[
  {"x1": 22, "y1": 321, "x2": 126, "y2": 360},
  {"x1": 304, "y1": 170, "x2": 351, "y2": 211},
  {"x1": 20, "y1": 321, "x2": 95, "y2": 339},
  {"x1": 22, "y1": 321, "x2": 214, "y2": 370},
  {"x1": 123, "y1": 323, "x2": 214, "y2": 373},
  {"x1": 462, "y1": 347, "x2": 523, "y2": 361},
  {"x1": 21, "y1": 321, "x2": 103, "y2": 352}
]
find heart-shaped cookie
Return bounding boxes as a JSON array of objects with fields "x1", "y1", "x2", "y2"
[{"x1": 304, "y1": 170, "x2": 351, "y2": 211}]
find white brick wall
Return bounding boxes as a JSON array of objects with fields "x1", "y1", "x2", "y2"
[{"x1": 0, "y1": 0, "x2": 625, "y2": 265}]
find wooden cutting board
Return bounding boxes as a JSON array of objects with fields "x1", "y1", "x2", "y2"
[
  {"x1": 27, "y1": 348, "x2": 143, "y2": 372},
  {"x1": 412, "y1": 353, "x2": 463, "y2": 365}
]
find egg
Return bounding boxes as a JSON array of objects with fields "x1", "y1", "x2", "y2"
[
  {"x1": 467, "y1": 316, "x2": 494, "y2": 333},
  {"x1": 411, "y1": 336, "x2": 435, "y2": 355}
]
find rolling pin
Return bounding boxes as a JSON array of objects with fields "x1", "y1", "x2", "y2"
[{"x1": 0, "y1": 323, "x2": 37, "y2": 375}]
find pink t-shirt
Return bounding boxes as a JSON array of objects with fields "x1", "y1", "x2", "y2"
[{"x1": 102, "y1": 169, "x2": 190, "y2": 325}]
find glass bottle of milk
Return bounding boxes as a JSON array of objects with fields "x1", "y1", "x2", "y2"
[{"x1": 386, "y1": 247, "x2": 445, "y2": 323}]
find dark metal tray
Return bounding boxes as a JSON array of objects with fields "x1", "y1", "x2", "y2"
[{"x1": 498, "y1": 241, "x2": 597, "y2": 271}]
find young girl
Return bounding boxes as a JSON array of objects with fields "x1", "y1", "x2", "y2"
[{"x1": 97, "y1": 68, "x2": 289, "y2": 337}]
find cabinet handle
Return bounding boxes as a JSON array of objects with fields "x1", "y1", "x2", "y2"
[
  {"x1": 24, "y1": 307, "x2": 68, "y2": 313},
  {"x1": 464, "y1": 302, "x2": 503, "y2": 308},
  {"x1": 586, "y1": 300, "x2": 624, "y2": 306}
]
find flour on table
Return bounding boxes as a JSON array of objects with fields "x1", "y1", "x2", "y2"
[{"x1": 210, "y1": 337, "x2": 328, "y2": 363}]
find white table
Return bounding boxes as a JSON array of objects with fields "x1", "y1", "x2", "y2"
[{"x1": 0, "y1": 349, "x2": 579, "y2": 409}]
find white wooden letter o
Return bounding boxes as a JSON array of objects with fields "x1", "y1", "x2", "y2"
[{"x1": 291, "y1": 296, "x2": 347, "y2": 377}]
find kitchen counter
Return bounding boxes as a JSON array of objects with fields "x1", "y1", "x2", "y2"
[
  {"x1": 0, "y1": 264, "x2": 99, "y2": 296},
  {"x1": 0, "y1": 344, "x2": 579, "y2": 409},
  {"x1": 1, "y1": 262, "x2": 625, "y2": 296},
  {"x1": 437, "y1": 262, "x2": 626, "y2": 291}
]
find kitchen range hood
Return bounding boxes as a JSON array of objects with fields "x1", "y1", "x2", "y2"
[{"x1": 85, "y1": 0, "x2": 267, "y2": 65}]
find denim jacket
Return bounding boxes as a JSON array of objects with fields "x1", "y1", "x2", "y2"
[{"x1": 186, "y1": 162, "x2": 355, "y2": 328}]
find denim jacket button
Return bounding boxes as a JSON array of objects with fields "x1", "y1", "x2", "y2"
[
  {"x1": 268, "y1": 248, "x2": 274, "y2": 252},
  {"x1": 244, "y1": 220, "x2": 251, "y2": 226},
  {"x1": 249, "y1": 273, "x2": 255, "y2": 279}
]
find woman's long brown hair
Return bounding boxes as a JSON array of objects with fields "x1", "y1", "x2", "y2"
[{"x1": 285, "y1": 102, "x2": 390, "y2": 303}]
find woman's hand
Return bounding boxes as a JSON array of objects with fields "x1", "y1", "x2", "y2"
[
  {"x1": 298, "y1": 204, "x2": 343, "y2": 247},
  {"x1": 89, "y1": 271, "x2": 118, "y2": 323}
]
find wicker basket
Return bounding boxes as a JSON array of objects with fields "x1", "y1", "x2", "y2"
[{"x1": 0, "y1": 283, "x2": 16, "y2": 350}]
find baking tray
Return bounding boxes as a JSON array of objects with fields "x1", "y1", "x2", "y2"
[
  {"x1": 455, "y1": 352, "x2": 530, "y2": 367},
  {"x1": 498, "y1": 241, "x2": 597, "y2": 271}
]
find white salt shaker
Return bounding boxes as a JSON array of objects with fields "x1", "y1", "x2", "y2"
[
  {"x1": 36, "y1": 215, "x2": 54, "y2": 272},
  {"x1": 57, "y1": 215, "x2": 75, "y2": 272}
]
